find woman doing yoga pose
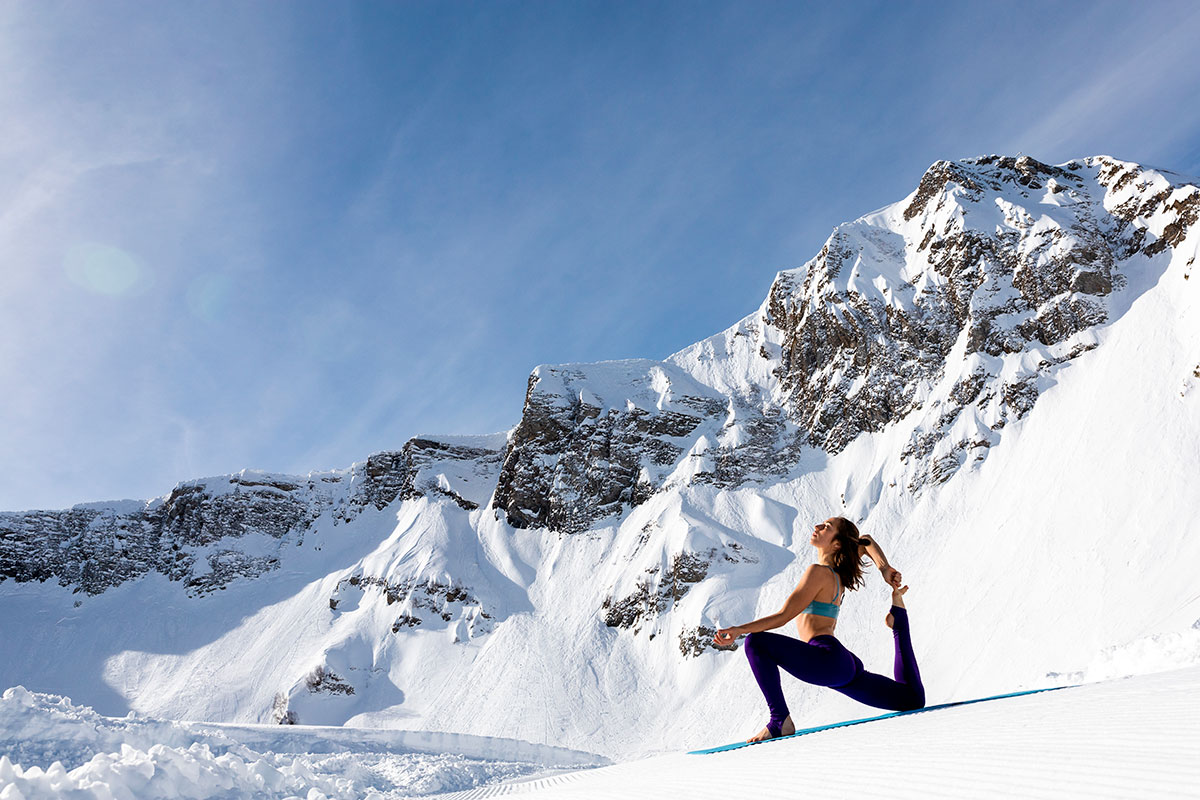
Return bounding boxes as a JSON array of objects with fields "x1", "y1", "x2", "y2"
[{"x1": 713, "y1": 517, "x2": 925, "y2": 742}]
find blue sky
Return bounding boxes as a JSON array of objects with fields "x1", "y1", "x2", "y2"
[{"x1": 3, "y1": 1, "x2": 1200, "y2": 511}]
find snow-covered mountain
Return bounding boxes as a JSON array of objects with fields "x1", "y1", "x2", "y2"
[{"x1": 2, "y1": 155, "x2": 1198, "y2": 760}]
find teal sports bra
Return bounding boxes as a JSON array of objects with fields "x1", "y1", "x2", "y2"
[{"x1": 801, "y1": 565, "x2": 843, "y2": 619}]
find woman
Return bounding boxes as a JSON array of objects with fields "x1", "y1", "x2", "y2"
[{"x1": 713, "y1": 517, "x2": 925, "y2": 742}]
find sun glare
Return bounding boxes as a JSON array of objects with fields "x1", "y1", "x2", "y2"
[{"x1": 63, "y1": 243, "x2": 147, "y2": 297}]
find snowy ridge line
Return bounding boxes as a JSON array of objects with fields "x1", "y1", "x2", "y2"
[
  {"x1": 183, "y1": 721, "x2": 608, "y2": 766},
  {"x1": 441, "y1": 667, "x2": 1200, "y2": 799},
  {"x1": 688, "y1": 683, "x2": 1078, "y2": 754}
]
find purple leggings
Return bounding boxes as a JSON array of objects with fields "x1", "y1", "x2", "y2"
[{"x1": 743, "y1": 606, "x2": 925, "y2": 735}]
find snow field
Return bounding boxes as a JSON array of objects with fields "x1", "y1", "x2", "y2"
[
  {"x1": 0, "y1": 687, "x2": 604, "y2": 799},
  {"x1": 439, "y1": 665, "x2": 1200, "y2": 799}
]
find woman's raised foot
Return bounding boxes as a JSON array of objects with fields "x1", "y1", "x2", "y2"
[
  {"x1": 747, "y1": 714, "x2": 795, "y2": 743},
  {"x1": 886, "y1": 585, "x2": 909, "y2": 628}
]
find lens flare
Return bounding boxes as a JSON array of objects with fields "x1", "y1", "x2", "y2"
[{"x1": 64, "y1": 243, "x2": 146, "y2": 297}]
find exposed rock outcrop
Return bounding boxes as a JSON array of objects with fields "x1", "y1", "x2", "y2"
[
  {"x1": 764, "y1": 155, "x2": 1141, "y2": 457},
  {"x1": 492, "y1": 363, "x2": 727, "y2": 533},
  {"x1": 344, "y1": 437, "x2": 504, "y2": 516},
  {"x1": 603, "y1": 546, "x2": 752, "y2": 635},
  {"x1": 0, "y1": 435, "x2": 505, "y2": 595},
  {"x1": 305, "y1": 665, "x2": 355, "y2": 696},
  {"x1": 329, "y1": 572, "x2": 494, "y2": 639},
  {"x1": 0, "y1": 473, "x2": 339, "y2": 596}
]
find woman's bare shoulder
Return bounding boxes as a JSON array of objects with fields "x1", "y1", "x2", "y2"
[{"x1": 795, "y1": 563, "x2": 822, "y2": 585}]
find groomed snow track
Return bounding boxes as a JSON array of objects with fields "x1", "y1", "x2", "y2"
[{"x1": 437, "y1": 666, "x2": 1200, "y2": 799}]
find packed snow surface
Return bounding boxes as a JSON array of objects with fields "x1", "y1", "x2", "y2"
[{"x1": 437, "y1": 666, "x2": 1200, "y2": 799}]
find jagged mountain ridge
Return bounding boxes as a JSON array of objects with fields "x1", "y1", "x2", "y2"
[
  {"x1": 1, "y1": 154, "x2": 1198, "y2": 758},
  {"x1": 494, "y1": 154, "x2": 1199, "y2": 527},
  {"x1": 0, "y1": 433, "x2": 506, "y2": 596},
  {"x1": 5, "y1": 156, "x2": 1195, "y2": 584}
]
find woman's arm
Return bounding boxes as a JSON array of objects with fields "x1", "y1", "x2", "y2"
[
  {"x1": 859, "y1": 535, "x2": 902, "y2": 588},
  {"x1": 712, "y1": 565, "x2": 822, "y2": 646}
]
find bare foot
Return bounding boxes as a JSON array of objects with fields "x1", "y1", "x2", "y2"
[
  {"x1": 747, "y1": 714, "x2": 795, "y2": 742},
  {"x1": 886, "y1": 585, "x2": 909, "y2": 629}
]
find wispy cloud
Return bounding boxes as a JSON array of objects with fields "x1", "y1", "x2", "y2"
[{"x1": 1006, "y1": 3, "x2": 1200, "y2": 165}]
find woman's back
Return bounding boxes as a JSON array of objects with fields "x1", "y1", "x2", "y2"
[{"x1": 796, "y1": 564, "x2": 842, "y2": 642}]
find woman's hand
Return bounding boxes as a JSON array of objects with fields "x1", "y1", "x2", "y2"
[
  {"x1": 713, "y1": 626, "x2": 743, "y2": 647},
  {"x1": 860, "y1": 537, "x2": 900, "y2": 589},
  {"x1": 881, "y1": 566, "x2": 902, "y2": 589}
]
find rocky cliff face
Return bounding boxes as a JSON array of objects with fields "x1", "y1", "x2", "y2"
[
  {"x1": 0, "y1": 474, "x2": 327, "y2": 597},
  {"x1": 490, "y1": 361, "x2": 733, "y2": 534},
  {"x1": 0, "y1": 434, "x2": 505, "y2": 595}
]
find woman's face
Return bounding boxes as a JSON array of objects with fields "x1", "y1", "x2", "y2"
[{"x1": 810, "y1": 518, "x2": 839, "y2": 550}]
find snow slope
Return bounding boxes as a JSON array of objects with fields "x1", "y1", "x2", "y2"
[{"x1": 443, "y1": 665, "x2": 1200, "y2": 799}]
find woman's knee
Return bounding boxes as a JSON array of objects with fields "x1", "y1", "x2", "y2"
[
  {"x1": 743, "y1": 631, "x2": 778, "y2": 661},
  {"x1": 902, "y1": 688, "x2": 926, "y2": 711}
]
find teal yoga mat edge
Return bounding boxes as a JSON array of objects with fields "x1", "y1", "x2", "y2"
[{"x1": 689, "y1": 684, "x2": 1077, "y2": 755}]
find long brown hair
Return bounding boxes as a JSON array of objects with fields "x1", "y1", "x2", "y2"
[{"x1": 829, "y1": 517, "x2": 867, "y2": 592}]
